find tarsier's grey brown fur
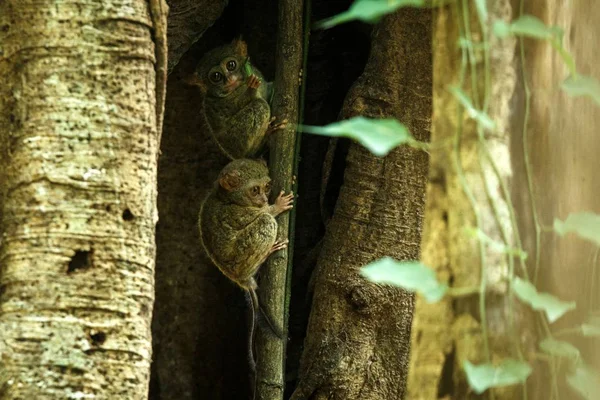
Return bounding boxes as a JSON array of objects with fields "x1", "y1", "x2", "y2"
[
  {"x1": 198, "y1": 159, "x2": 293, "y2": 381},
  {"x1": 187, "y1": 39, "x2": 287, "y2": 160}
]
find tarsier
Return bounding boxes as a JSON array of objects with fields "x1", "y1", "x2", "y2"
[
  {"x1": 198, "y1": 158, "x2": 293, "y2": 373},
  {"x1": 187, "y1": 38, "x2": 287, "y2": 159}
]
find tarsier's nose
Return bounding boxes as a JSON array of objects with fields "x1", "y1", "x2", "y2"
[{"x1": 224, "y1": 74, "x2": 239, "y2": 90}]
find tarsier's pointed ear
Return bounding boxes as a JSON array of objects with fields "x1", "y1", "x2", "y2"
[
  {"x1": 258, "y1": 158, "x2": 267, "y2": 167},
  {"x1": 231, "y1": 37, "x2": 248, "y2": 57},
  {"x1": 219, "y1": 170, "x2": 243, "y2": 191}
]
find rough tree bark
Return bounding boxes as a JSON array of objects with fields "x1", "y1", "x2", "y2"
[
  {"x1": 291, "y1": 8, "x2": 432, "y2": 400},
  {"x1": 166, "y1": 0, "x2": 228, "y2": 74},
  {"x1": 407, "y1": 1, "x2": 531, "y2": 399},
  {"x1": 0, "y1": 0, "x2": 166, "y2": 398}
]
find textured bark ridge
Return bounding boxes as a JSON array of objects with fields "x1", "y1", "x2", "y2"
[
  {"x1": 291, "y1": 9, "x2": 432, "y2": 400},
  {"x1": 0, "y1": 0, "x2": 161, "y2": 398},
  {"x1": 166, "y1": 0, "x2": 228, "y2": 73}
]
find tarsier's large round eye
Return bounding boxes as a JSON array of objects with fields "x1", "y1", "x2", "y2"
[
  {"x1": 252, "y1": 186, "x2": 260, "y2": 195},
  {"x1": 265, "y1": 182, "x2": 272, "y2": 193},
  {"x1": 210, "y1": 71, "x2": 223, "y2": 83},
  {"x1": 226, "y1": 60, "x2": 237, "y2": 71}
]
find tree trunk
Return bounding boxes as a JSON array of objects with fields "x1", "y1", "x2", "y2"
[
  {"x1": 291, "y1": 8, "x2": 432, "y2": 400},
  {"x1": 0, "y1": 0, "x2": 165, "y2": 398}
]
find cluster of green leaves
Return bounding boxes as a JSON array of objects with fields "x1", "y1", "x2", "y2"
[{"x1": 302, "y1": 0, "x2": 600, "y2": 397}]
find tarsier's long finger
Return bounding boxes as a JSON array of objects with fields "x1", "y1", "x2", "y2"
[
  {"x1": 282, "y1": 193, "x2": 294, "y2": 203},
  {"x1": 271, "y1": 240, "x2": 289, "y2": 252},
  {"x1": 280, "y1": 199, "x2": 294, "y2": 209},
  {"x1": 270, "y1": 118, "x2": 289, "y2": 130},
  {"x1": 247, "y1": 75, "x2": 261, "y2": 89},
  {"x1": 267, "y1": 118, "x2": 289, "y2": 134}
]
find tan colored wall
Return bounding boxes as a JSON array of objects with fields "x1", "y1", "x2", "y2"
[{"x1": 511, "y1": 0, "x2": 600, "y2": 393}]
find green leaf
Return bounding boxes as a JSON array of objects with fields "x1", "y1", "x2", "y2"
[
  {"x1": 512, "y1": 277, "x2": 576, "y2": 323},
  {"x1": 300, "y1": 117, "x2": 416, "y2": 157},
  {"x1": 567, "y1": 364, "x2": 600, "y2": 400},
  {"x1": 493, "y1": 15, "x2": 562, "y2": 41},
  {"x1": 244, "y1": 58, "x2": 253, "y2": 77},
  {"x1": 449, "y1": 86, "x2": 496, "y2": 130},
  {"x1": 562, "y1": 75, "x2": 600, "y2": 107},
  {"x1": 315, "y1": 0, "x2": 425, "y2": 29},
  {"x1": 554, "y1": 212, "x2": 600, "y2": 246},
  {"x1": 463, "y1": 359, "x2": 532, "y2": 394},
  {"x1": 493, "y1": 21, "x2": 511, "y2": 38},
  {"x1": 360, "y1": 257, "x2": 448, "y2": 302},
  {"x1": 539, "y1": 338, "x2": 581, "y2": 361},
  {"x1": 581, "y1": 315, "x2": 600, "y2": 337}
]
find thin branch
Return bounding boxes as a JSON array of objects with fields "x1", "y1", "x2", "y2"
[{"x1": 255, "y1": 0, "x2": 304, "y2": 399}]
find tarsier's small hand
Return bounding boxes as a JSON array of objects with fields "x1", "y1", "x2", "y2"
[
  {"x1": 269, "y1": 239, "x2": 289, "y2": 255},
  {"x1": 266, "y1": 116, "x2": 289, "y2": 135},
  {"x1": 247, "y1": 74, "x2": 261, "y2": 89},
  {"x1": 271, "y1": 191, "x2": 294, "y2": 216}
]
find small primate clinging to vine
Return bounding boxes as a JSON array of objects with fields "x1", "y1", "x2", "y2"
[
  {"x1": 186, "y1": 38, "x2": 287, "y2": 159},
  {"x1": 198, "y1": 158, "x2": 293, "y2": 375}
]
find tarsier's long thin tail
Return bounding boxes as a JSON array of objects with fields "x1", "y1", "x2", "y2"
[
  {"x1": 251, "y1": 288, "x2": 284, "y2": 340},
  {"x1": 245, "y1": 290, "x2": 258, "y2": 400},
  {"x1": 247, "y1": 287, "x2": 284, "y2": 400}
]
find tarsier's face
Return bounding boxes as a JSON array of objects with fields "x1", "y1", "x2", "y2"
[
  {"x1": 218, "y1": 159, "x2": 271, "y2": 208},
  {"x1": 245, "y1": 179, "x2": 271, "y2": 208},
  {"x1": 205, "y1": 55, "x2": 246, "y2": 98}
]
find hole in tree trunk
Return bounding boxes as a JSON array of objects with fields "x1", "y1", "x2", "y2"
[
  {"x1": 67, "y1": 250, "x2": 93, "y2": 273},
  {"x1": 90, "y1": 331, "x2": 107, "y2": 345},
  {"x1": 122, "y1": 208, "x2": 135, "y2": 221}
]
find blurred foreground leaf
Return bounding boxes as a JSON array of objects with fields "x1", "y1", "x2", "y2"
[
  {"x1": 554, "y1": 212, "x2": 600, "y2": 246},
  {"x1": 463, "y1": 359, "x2": 532, "y2": 394},
  {"x1": 301, "y1": 117, "x2": 418, "y2": 157},
  {"x1": 562, "y1": 75, "x2": 600, "y2": 107},
  {"x1": 513, "y1": 277, "x2": 576, "y2": 323},
  {"x1": 315, "y1": 0, "x2": 426, "y2": 28},
  {"x1": 493, "y1": 15, "x2": 562, "y2": 40},
  {"x1": 360, "y1": 257, "x2": 447, "y2": 302},
  {"x1": 540, "y1": 338, "x2": 580, "y2": 362}
]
